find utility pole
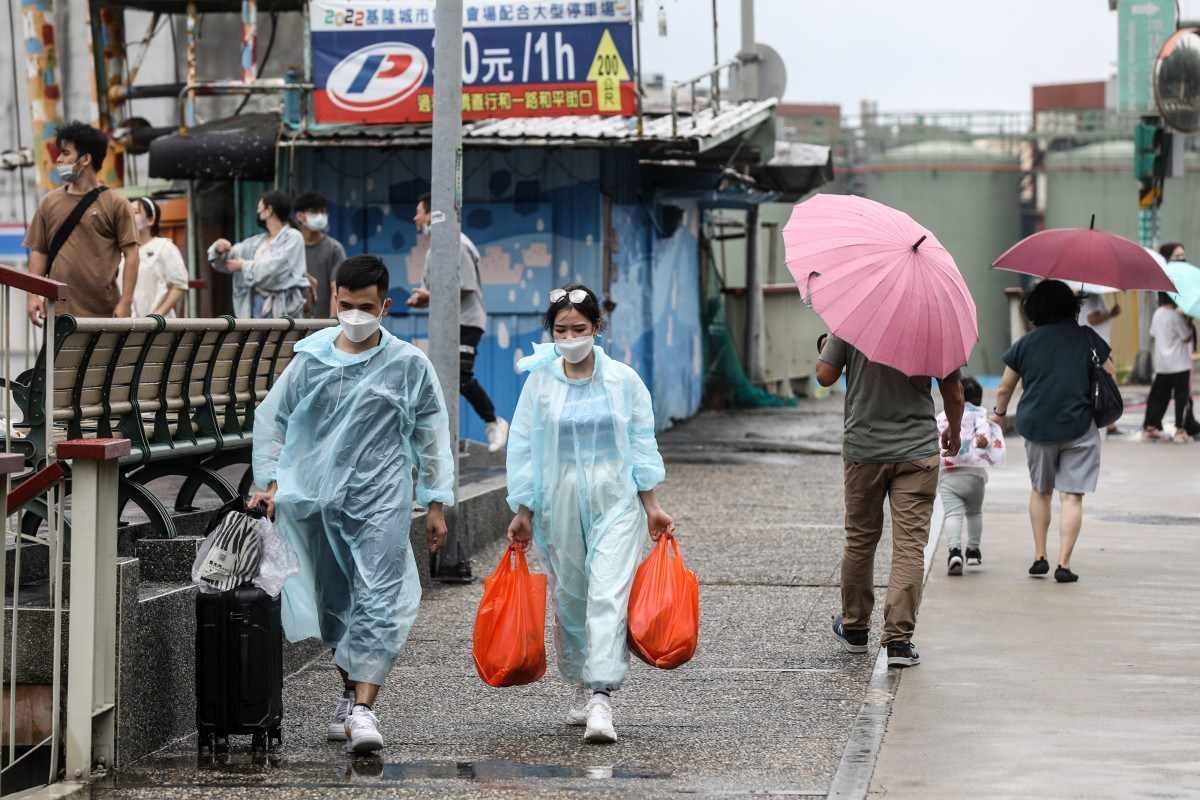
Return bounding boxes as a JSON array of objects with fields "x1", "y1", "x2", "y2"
[{"x1": 429, "y1": 0, "x2": 469, "y2": 581}]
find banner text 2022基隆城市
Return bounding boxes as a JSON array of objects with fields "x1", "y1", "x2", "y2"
[{"x1": 310, "y1": 1, "x2": 637, "y2": 125}]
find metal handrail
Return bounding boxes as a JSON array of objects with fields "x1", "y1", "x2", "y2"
[
  {"x1": 669, "y1": 59, "x2": 742, "y2": 138},
  {"x1": 177, "y1": 79, "x2": 315, "y2": 134}
]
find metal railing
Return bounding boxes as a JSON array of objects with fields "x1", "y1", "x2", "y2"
[
  {"x1": 669, "y1": 59, "x2": 742, "y2": 138},
  {"x1": 0, "y1": 265, "x2": 118, "y2": 797},
  {"x1": 177, "y1": 80, "x2": 315, "y2": 135}
]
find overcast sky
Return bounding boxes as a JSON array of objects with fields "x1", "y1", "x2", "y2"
[{"x1": 636, "y1": 0, "x2": 1121, "y2": 113}]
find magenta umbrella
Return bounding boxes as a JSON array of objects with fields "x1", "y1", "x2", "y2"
[
  {"x1": 782, "y1": 194, "x2": 978, "y2": 378},
  {"x1": 992, "y1": 217, "x2": 1175, "y2": 291}
]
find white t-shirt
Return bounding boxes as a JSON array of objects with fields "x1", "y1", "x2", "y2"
[
  {"x1": 126, "y1": 237, "x2": 189, "y2": 317},
  {"x1": 1078, "y1": 294, "x2": 1113, "y2": 344},
  {"x1": 1150, "y1": 305, "x2": 1193, "y2": 374}
]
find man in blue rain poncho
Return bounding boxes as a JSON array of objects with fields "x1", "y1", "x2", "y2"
[
  {"x1": 506, "y1": 285, "x2": 674, "y2": 745},
  {"x1": 249, "y1": 255, "x2": 455, "y2": 753}
]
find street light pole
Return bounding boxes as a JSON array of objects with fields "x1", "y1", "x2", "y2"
[{"x1": 429, "y1": 0, "x2": 469, "y2": 581}]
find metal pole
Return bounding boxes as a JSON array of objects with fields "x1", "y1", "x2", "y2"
[
  {"x1": 744, "y1": 205, "x2": 764, "y2": 383},
  {"x1": 186, "y1": 180, "x2": 198, "y2": 316},
  {"x1": 711, "y1": 0, "x2": 720, "y2": 110},
  {"x1": 184, "y1": 1, "x2": 198, "y2": 131},
  {"x1": 738, "y1": 0, "x2": 757, "y2": 101},
  {"x1": 633, "y1": 0, "x2": 644, "y2": 136},
  {"x1": 429, "y1": 0, "x2": 467, "y2": 581},
  {"x1": 240, "y1": 0, "x2": 257, "y2": 85}
]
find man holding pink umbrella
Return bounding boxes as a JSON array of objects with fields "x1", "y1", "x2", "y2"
[{"x1": 784, "y1": 194, "x2": 975, "y2": 669}]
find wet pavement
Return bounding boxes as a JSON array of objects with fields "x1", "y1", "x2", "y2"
[
  {"x1": 870, "y1": 428, "x2": 1200, "y2": 798},
  {"x1": 85, "y1": 411, "x2": 904, "y2": 800}
]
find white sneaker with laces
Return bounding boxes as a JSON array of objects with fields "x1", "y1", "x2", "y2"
[
  {"x1": 345, "y1": 705, "x2": 384, "y2": 753},
  {"x1": 583, "y1": 695, "x2": 617, "y2": 744},
  {"x1": 566, "y1": 686, "x2": 590, "y2": 726},
  {"x1": 485, "y1": 418, "x2": 509, "y2": 453},
  {"x1": 327, "y1": 692, "x2": 354, "y2": 741}
]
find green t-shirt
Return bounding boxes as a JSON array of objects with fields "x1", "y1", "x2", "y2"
[
  {"x1": 819, "y1": 336, "x2": 960, "y2": 463},
  {"x1": 1002, "y1": 321, "x2": 1109, "y2": 443}
]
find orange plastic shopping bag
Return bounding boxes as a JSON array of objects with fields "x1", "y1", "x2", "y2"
[
  {"x1": 472, "y1": 544, "x2": 548, "y2": 687},
  {"x1": 627, "y1": 532, "x2": 700, "y2": 669}
]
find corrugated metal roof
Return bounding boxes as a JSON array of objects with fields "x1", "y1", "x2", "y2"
[{"x1": 282, "y1": 99, "x2": 778, "y2": 152}]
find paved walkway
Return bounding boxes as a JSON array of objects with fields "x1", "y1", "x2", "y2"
[
  {"x1": 92, "y1": 402, "x2": 892, "y2": 799},
  {"x1": 870, "y1": 434, "x2": 1200, "y2": 799}
]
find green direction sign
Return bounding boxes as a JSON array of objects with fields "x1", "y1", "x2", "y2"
[{"x1": 1119, "y1": 0, "x2": 1176, "y2": 112}]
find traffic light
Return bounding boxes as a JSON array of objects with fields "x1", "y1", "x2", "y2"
[{"x1": 1135, "y1": 119, "x2": 1172, "y2": 209}]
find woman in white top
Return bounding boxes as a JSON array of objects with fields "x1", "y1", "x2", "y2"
[{"x1": 126, "y1": 197, "x2": 189, "y2": 317}]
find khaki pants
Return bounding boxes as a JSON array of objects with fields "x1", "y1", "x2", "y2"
[{"x1": 841, "y1": 455, "x2": 940, "y2": 645}]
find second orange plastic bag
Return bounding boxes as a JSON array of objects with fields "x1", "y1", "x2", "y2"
[
  {"x1": 472, "y1": 544, "x2": 548, "y2": 687},
  {"x1": 627, "y1": 532, "x2": 699, "y2": 669}
]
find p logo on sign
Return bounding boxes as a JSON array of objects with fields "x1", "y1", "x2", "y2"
[{"x1": 327, "y1": 42, "x2": 428, "y2": 112}]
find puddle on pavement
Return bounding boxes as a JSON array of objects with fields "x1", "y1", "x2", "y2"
[{"x1": 109, "y1": 754, "x2": 669, "y2": 787}]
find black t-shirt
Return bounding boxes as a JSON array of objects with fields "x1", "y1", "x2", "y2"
[{"x1": 1002, "y1": 322, "x2": 1110, "y2": 443}]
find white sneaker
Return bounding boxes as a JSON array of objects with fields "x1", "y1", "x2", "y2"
[
  {"x1": 327, "y1": 692, "x2": 354, "y2": 741},
  {"x1": 345, "y1": 705, "x2": 384, "y2": 753},
  {"x1": 485, "y1": 418, "x2": 509, "y2": 453},
  {"x1": 583, "y1": 695, "x2": 617, "y2": 744},
  {"x1": 566, "y1": 686, "x2": 590, "y2": 727}
]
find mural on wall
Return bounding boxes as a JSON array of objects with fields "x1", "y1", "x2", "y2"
[{"x1": 289, "y1": 146, "x2": 702, "y2": 440}]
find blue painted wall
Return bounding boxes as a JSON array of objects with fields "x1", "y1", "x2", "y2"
[{"x1": 286, "y1": 147, "x2": 702, "y2": 439}]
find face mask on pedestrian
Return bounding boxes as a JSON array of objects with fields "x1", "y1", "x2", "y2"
[
  {"x1": 56, "y1": 156, "x2": 85, "y2": 182},
  {"x1": 338, "y1": 309, "x2": 383, "y2": 343},
  {"x1": 555, "y1": 336, "x2": 594, "y2": 363},
  {"x1": 256, "y1": 207, "x2": 270, "y2": 229},
  {"x1": 134, "y1": 214, "x2": 147, "y2": 232},
  {"x1": 304, "y1": 212, "x2": 328, "y2": 232}
]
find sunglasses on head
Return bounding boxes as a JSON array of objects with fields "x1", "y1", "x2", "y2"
[{"x1": 549, "y1": 288, "x2": 589, "y2": 304}]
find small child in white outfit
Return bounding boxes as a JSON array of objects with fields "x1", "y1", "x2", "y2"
[{"x1": 936, "y1": 376, "x2": 1005, "y2": 576}]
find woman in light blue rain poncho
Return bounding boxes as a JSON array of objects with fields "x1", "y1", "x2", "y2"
[
  {"x1": 506, "y1": 284, "x2": 674, "y2": 746},
  {"x1": 207, "y1": 189, "x2": 309, "y2": 319},
  {"x1": 250, "y1": 255, "x2": 454, "y2": 753}
]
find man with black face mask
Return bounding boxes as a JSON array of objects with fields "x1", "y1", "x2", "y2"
[
  {"x1": 209, "y1": 190, "x2": 309, "y2": 318},
  {"x1": 24, "y1": 121, "x2": 139, "y2": 323}
]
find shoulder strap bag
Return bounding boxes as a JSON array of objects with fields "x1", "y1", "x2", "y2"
[{"x1": 45, "y1": 186, "x2": 108, "y2": 276}]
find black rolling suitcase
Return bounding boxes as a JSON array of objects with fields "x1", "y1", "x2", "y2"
[{"x1": 195, "y1": 584, "x2": 284, "y2": 753}]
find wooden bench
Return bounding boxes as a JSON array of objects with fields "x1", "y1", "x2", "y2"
[{"x1": 3, "y1": 315, "x2": 334, "y2": 538}]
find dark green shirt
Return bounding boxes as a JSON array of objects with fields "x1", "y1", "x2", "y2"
[
  {"x1": 1002, "y1": 322, "x2": 1110, "y2": 443},
  {"x1": 819, "y1": 336, "x2": 960, "y2": 463}
]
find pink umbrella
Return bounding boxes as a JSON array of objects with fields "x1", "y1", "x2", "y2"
[
  {"x1": 782, "y1": 194, "x2": 978, "y2": 378},
  {"x1": 992, "y1": 216, "x2": 1175, "y2": 291}
]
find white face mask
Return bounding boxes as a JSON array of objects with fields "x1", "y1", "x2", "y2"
[
  {"x1": 304, "y1": 212, "x2": 328, "y2": 232},
  {"x1": 556, "y1": 336, "x2": 594, "y2": 364},
  {"x1": 134, "y1": 216, "x2": 147, "y2": 232},
  {"x1": 338, "y1": 309, "x2": 382, "y2": 343},
  {"x1": 56, "y1": 162, "x2": 79, "y2": 182}
]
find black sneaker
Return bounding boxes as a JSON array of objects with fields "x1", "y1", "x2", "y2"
[
  {"x1": 886, "y1": 641, "x2": 921, "y2": 668},
  {"x1": 1029, "y1": 557, "x2": 1050, "y2": 577},
  {"x1": 965, "y1": 547, "x2": 982, "y2": 566},
  {"x1": 947, "y1": 548, "x2": 964, "y2": 576},
  {"x1": 1054, "y1": 565, "x2": 1079, "y2": 583},
  {"x1": 831, "y1": 615, "x2": 868, "y2": 654}
]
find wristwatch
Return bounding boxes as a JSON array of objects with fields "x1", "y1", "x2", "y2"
[{"x1": 992, "y1": 407, "x2": 1007, "y2": 417}]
